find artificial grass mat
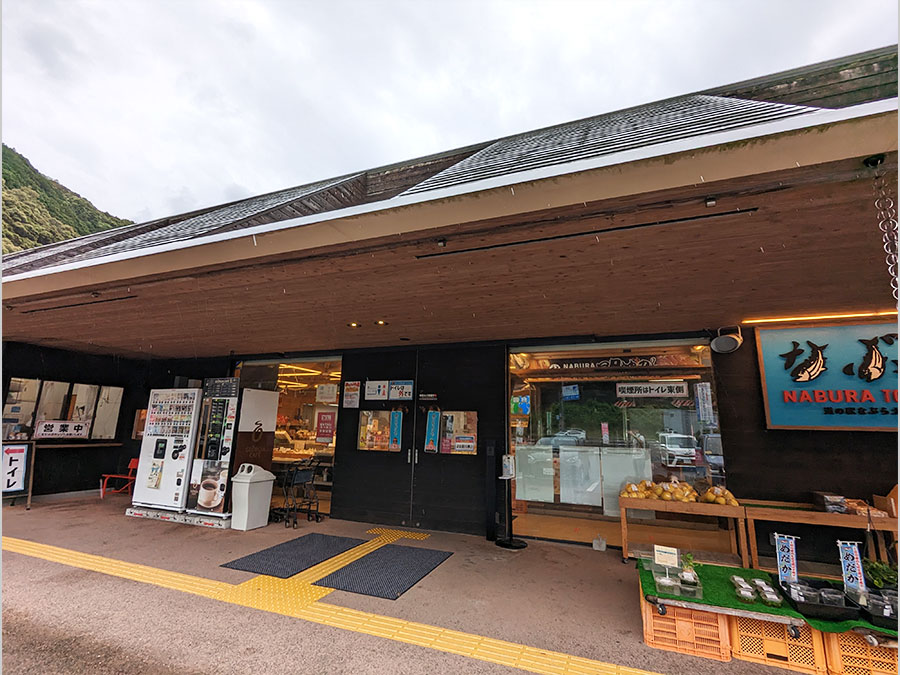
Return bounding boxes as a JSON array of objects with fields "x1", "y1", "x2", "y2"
[{"x1": 637, "y1": 560, "x2": 897, "y2": 637}]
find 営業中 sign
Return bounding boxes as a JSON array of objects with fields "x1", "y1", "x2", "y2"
[
  {"x1": 34, "y1": 420, "x2": 91, "y2": 439},
  {"x1": 756, "y1": 322, "x2": 898, "y2": 431}
]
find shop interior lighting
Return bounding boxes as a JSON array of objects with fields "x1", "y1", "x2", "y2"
[
  {"x1": 279, "y1": 365, "x2": 322, "y2": 375},
  {"x1": 375, "y1": 320, "x2": 388, "y2": 326},
  {"x1": 742, "y1": 310, "x2": 898, "y2": 324},
  {"x1": 347, "y1": 322, "x2": 360, "y2": 328}
]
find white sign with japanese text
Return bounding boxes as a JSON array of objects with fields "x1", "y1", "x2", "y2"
[
  {"x1": 34, "y1": 420, "x2": 91, "y2": 439},
  {"x1": 2, "y1": 443, "x2": 29, "y2": 493},
  {"x1": 616, "y1": 382, "x2": 688, "y2": 398}
]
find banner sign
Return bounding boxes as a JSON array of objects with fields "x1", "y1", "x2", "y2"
[
  {"x1": 424, "y1": 410, "x2": 441, "y2": 453},
  {"x1": 389, "y1": 411, "x2": 403, "y2": 450},
  {"x1": 2, "y1": 443, "x2": 30, "y2": 493},
  {"x1": 315, "y1": 411, "x2": 336, "y2": 444},
  {"x1": 757, "y1": 322, "x2": 898, "y2": 431},
  {"x1": 388, "y1": 380, "x2": 414, "y2": 400},
  {"x1": 616, "y1": 382, "x2": 688, "y2": 398},
  {"x1": 342, "y1": 381, "x2": 360, "y2": 408},
  {"x1": 34, "y1": 420, "x2": 91, "y2": 439},
  {"x1": 837, "y1": 541, "x2": 867, "y2": 592},
  {"x1": 601, "y1": 422, "x2": 610, "y2": 444},
  {"x1": 695, "y1": 382, "x2": 715, "y2": 423},
  {"x1": 774, "y1": 533, "x2": 799, "y2": 584},
  {"x1": 533, "y1": 353, "x2": 704, "y2": 371}
]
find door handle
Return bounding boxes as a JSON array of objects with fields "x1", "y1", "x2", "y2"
[
  {"x1": 407, "y1": 448, "x2": 412, "y2": 464},
  {"x1": 414, "y1": 448, "x2": 419, "y2": 464}
]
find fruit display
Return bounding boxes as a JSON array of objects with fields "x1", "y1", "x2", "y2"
[
  {"x1": 619, "y1": 481, "x2": 739, "y2": 505},
  {"x1": 699, "y1": 485, "x2": 739, "y2": 506},
  {"x1": 619, "y1": 479, "x2": 699, "y2": 502}
]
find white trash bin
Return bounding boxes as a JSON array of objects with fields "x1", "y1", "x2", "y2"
[{"x1": 230, "y1": 463, "x2": 276, "y2": 531}]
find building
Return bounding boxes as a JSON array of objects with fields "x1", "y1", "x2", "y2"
[{"x1": 3, "y1": 46, "x2": 897, "y2": 557}]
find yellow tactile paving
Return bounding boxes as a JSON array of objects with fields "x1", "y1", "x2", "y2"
[{"x1": 3, "y1": 535, "x2": 663, "y2": 675}]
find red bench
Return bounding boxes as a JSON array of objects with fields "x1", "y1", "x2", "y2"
[{"x1": 100, "y1": 458, "x2": 139, "y2": 499}]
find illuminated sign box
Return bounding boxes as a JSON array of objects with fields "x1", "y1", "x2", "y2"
[{"x1": 756, "y1": 322, "x2": 898, "y2": 431}]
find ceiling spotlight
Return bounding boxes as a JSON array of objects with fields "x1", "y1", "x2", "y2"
[
  {"x1": 436, "y1": 238, "x2": 447, "y2": 247},
  {"x1": 347, "y1": 322, "x2": 360, "y2": 328},
  {"x1": 705, "y1": 197, "x2": 717, "y2": 208},
  {"x1": 375, "y1": 320, "x2": 388, "y2": 326}
]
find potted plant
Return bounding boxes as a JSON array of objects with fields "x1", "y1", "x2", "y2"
[{"x1": 679, "y1": 552, "x2": 699, "y2": 586}]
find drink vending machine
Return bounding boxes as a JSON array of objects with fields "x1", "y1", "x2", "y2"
[
  {"x1": 132, "y1": 388, "x2": 203, "y2": 511},
  {"x1": 185, "y1": 377, "x2": 240, "y2": 516}
]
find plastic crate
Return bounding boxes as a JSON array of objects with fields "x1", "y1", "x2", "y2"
[
  {"x1": 730, "y1": 616, "x2": 827, "y2": 674},
  {"x1": 639, "y1": 592, "x2": 731, "y2": 662},
  {"x1": 824, "y1": 630, "x2": 898, "y2": 675}
]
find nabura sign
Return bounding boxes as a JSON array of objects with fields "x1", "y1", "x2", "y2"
[{"x1": 756, "y1": 322, "x2": 898, "y2": 431}]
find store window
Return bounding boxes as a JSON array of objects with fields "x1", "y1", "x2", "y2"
[
  {"x1": 3, "y1": 379, "x2": 124, "y2": 441},
  {"x1": 509, "y1": 342, "x2": 722, "y2": 542},
  {"x1": 237, "y1": 358, "x2": 341, "y2": 513}
]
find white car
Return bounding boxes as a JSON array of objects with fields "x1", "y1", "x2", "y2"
[{"x1": 656, "y1": 433, "x2": 697, "y2": 467}]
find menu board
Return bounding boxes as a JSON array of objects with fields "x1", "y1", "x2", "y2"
[{"x1": 145, "y1": 389, "x2": 200, "y2": 437}]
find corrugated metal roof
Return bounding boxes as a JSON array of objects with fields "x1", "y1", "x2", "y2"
[{"x1": 401, "y1": 95, "x2": 816, "y2": 196}]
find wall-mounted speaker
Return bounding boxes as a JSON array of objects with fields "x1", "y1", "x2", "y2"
[{"x1": 710, "y1": 326, "x2": 744, "y2": 354}]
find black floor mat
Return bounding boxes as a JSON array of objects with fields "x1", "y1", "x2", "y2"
[
  {"x1": 314, "y1": 544, "x2": 452, "y2": 599},
  {"x1": 221, "y1": 533, "x2": 365, "y2": 578}
]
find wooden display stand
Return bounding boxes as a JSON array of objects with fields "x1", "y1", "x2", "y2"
[
  {"x1": 743, "y1": 500, "x2": 899, "y2": 571},
  {"x1": 619, "y1": 497, "x2": 749, "y2": 567}
]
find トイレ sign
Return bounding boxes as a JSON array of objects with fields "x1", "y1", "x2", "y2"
[
  {"x1": 2, "y1": 443, "x2": 30, "y2": 493},
  {"x1": 756, "y1": 322, "x2": 898, "y2": 431}
]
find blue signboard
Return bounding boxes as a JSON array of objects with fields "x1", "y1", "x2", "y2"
[
  {"x1": 389, "y1": 411, "x2": 403, "y2": 450},
  {"x1": 561, "y1": 384, "x2": 580, "y2": 401},
  {"x1": 774, "y1": 533, "x2": 799, "y2": 584},
  {"x1": 757, "y1": 322, "x2": 898, "y2": 430},
  {"x1": 424, "y1": 410, "x2": 441, "y2": 453},
  {"x1": 837, "y1": 541, "x2": 866, "y2": 592}
]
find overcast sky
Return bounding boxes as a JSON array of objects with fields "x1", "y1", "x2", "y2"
[{"x1": 2, "y1": 0, "x2": 897, "y2": 223}]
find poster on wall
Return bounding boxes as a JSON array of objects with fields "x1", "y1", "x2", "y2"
[
  {"x1": 388, "y1": 380, "x2": 414, "y2": 400},
  {"x1": 440, "y1": 411, "x2": 478, "y2": 455},
  {"x1": 342, "y1": 381, "x2": 361, "y2": 408},
  {"x1": 315, "y1": 411, "x2": 337, "y2": 444},
  {"x1": 756, "y1": 322, "x2": 898, "y2": 431},
  {"x1": 33, "y1": 420, "x2": 91, "y2": 439},
  {"x1": 316, "y1": 383, "x2": 339, "y2": 404},
  {"x1": 389, "y1": 411, "x2": 403, "y2": 450},
  {"x1": 365, "y1": 381, "x2": 389, "y2": 400},
  {"x1": 424, "y1": 410, "x2": 441, "y2": 452},
  {"x1": 695, "y1": 382, "x2": 715, "y2": 424}
]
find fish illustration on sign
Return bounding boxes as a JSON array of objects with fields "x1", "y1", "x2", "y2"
[
  {"x1": 856, "y1": 336, "x2": 886, "y2": 382},
  {"x1": 779, "y1": 341, "x2": 804, "y2": 370},
  {"x1": 841, "y1": 334, "x2": 898, "y2": 381},
  {"x1": 790, "y1": 341, "x2": 828, "y2": 382}
]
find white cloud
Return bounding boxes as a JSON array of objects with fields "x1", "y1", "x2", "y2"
[{"x1": 2, "y1": 0, "x2": 896, "y2": 222}]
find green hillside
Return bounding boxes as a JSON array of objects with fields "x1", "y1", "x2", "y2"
[{"x1": 2, "y1": 145, "x2": 131, "y2": 254}]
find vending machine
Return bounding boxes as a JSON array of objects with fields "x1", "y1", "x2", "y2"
[
  {"x1": 132, "y1": 388, "x2": 203, "y2": 511},
  {"x1": 185, "y1": 378, "x2": 239, "y2": 517}
]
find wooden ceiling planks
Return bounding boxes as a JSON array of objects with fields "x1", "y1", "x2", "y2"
[{"x1": 5, "y1": 160, "x2": 895, "y2": 359}]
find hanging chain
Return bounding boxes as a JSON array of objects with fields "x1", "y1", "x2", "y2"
[{"x1": 872, "y1": 166, "x2": 898, "y2": 301}]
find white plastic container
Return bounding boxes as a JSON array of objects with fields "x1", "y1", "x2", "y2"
[{"x1": 230, "y1": 463, "x2": 276, "y2": 531}]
